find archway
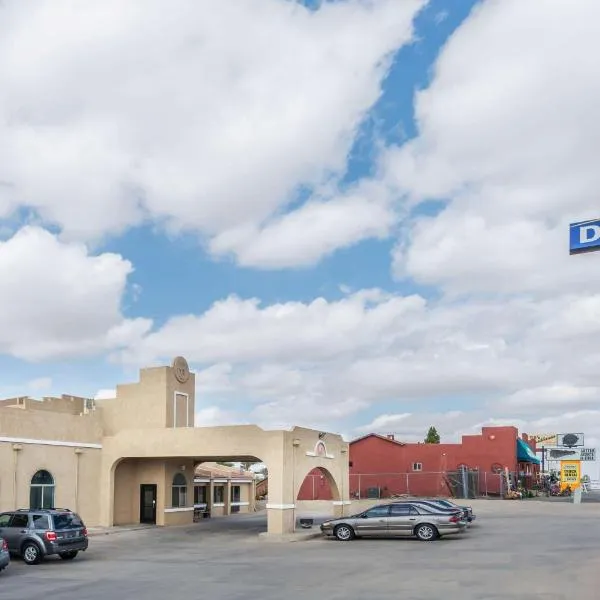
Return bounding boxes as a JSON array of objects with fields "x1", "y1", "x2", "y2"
[{"x1": 296, "y1": 466, "x2": 340, "y2": 501}]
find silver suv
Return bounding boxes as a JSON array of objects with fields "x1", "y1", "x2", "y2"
[{"x1": 0, "y1": 508, "x2": 89, "y2": 565}]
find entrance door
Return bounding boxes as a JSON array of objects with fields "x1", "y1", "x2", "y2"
[{"x1": 140, "y1": 484, "x2": 157, "y2": 524}]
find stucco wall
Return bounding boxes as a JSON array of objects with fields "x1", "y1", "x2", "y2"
[
  {"x1": 0, "y1": 405, "x2": 102, "y2": 443},
  {"x1": 0, "y1": 441, "x2": 101, "y2": 525}
]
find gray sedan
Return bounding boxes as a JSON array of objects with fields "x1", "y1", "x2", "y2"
[
  {"x1": 0, "y1": 537, "x2": 9, "y2": 573},
  {"x1": 320, "y1": 502, "x2": 467, "y2": 541}
]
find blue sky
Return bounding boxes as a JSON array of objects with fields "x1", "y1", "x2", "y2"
[{"x1": 0, "y1": 0, "x2": 599, "y2": 445}]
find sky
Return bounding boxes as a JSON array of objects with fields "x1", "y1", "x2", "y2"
[{"x1": 0, "y1": 0, "x2": 599, "y2": 446}]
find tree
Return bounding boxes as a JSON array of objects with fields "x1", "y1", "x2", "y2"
[{"x1": 424, "y1": 426, "x2": 440, "y2": 444}]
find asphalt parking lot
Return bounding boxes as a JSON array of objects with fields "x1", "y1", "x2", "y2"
[{"x1": 2, "y1": 501, "x2": 599, "y2": 600}]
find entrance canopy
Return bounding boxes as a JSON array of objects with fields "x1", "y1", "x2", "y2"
[{"x1": 517, "y1": 438, "x2": 541, "y2": 465}]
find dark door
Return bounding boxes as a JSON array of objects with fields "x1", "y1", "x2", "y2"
[{"x1": 140, "y1": 484, "x2": 157, "y2": 524}]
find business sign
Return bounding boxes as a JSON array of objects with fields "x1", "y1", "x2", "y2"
[
  {"x1": 549, "y1": 448, "x2": 580, "y2": 460},
  {"x1": 570, "y1": 219, "x2": 600, "y2": 255},
  {"x1": 560, "y1": 460, "x2": 581, "y2": 491},
  {"x1": 530, "y1": 433, "x2": 557, "y2": 446},
  {"x1": 580, "y1": 448, "x2": 597, "y2": 462},
  {"x1": 557, "y1": 433, "x2": 584, "y2": 448}
]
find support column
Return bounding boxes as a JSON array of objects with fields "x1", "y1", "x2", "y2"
[
  {"x1": 225, "y1": 480, "x2": 232, "y2": 516},
  {"x1": 12, "y1": 444, "x2": 22, "y2": 510},
  {"x1": 265, "y1": 451, "x2": 295, "y2": 536},
  {"x1": 208, "y1": 479, "x2": 215, "y2": 516},
  {"x1": 99, "y1": 458, "x2": 117, "y2": 527}
]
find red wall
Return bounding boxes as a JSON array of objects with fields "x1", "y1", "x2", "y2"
[{"x1": 297, "y1": 426, "x2": 537, "y2": 500}]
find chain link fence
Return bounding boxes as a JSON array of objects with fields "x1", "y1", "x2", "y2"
[
  {"x1": 299, "y1": 470, "x2": 518, "y2": 500},
  {"x1": 310, "y1": 470, "x2": 514, "y2": 500}
]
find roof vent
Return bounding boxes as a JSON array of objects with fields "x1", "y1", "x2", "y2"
[{"x1": 386, "y1": 434, "x2": 395, "y2": 440}]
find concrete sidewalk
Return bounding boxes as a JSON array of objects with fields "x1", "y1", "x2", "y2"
[{"x1": 87, "y1": 524, "x2": 158, "y2": 537}]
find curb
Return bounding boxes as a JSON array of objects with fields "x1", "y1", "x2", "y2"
[
  {"x1": 87, "y1": 526, "x2": 155, "y2": 537},
  {"x1": 258, "y1": 531, "x2": 323, "y2": 543}
]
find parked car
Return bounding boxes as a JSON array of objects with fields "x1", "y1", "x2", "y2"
[
  {"x1": 0, "y1": 537, "x2": 9, "y2": 573},
  {"x1": 409, "y1": 499, "x2": 475, "y2": 524},
  {"x1": 320, "y1": 501, "x2": 467, "y2": 542},
  {"x1": 426, "y1": 499, "x2": 476, "y2": 523},
  {"x1": 0, "y1": 508, "x2": 88, "y2": 565}
]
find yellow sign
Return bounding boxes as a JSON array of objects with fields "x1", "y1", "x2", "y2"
[
  {"x1": 531, "y1": 433, "x2": 558, "y2": 446},
  {"x1": 560, "y1": 460, "x2": 581, "y2": 491}
]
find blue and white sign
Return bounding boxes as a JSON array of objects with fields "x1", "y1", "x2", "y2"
[{"x1": 570, "y1": 219, "x2": 600, "y2": 255}]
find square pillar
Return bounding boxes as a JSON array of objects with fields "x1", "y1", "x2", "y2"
[
  {"x1": 225, "y1": 480, "x2": 232, "y2": 516},
  {"x1": 208, "y1": 479, "x2": 214, "y2": 515},
  {"x1": 266, "y1": 504, "x2": 296, "y2": 535}
]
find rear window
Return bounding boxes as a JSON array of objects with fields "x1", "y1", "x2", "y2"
[
  {"x1": 52, "y1": 513, "x2": 84, "y2": 530},
  {"x1": 32, "y1": 514, "x2": 51, "y2": 530}
]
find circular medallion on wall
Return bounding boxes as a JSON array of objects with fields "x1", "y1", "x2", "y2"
[{"x1": 172, "y1": 356, "x2": 190, "y2": 383}]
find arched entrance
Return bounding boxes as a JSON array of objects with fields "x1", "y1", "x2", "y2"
[{"x1": 296, "y1": 466, "x2": 340, "y2": 501}]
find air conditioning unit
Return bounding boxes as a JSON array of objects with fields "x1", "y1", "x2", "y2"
[{"x1": 557, "y1": 433, "x2": 584, "y2": 448}]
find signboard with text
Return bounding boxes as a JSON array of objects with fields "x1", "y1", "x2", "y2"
[
  {"x1": 531, "y1": 433, "x2": 558, "y2": 446},
  {"x1": 560, "y1": 460, "x2": 581, "y2": 491},
  {"x1": 580, "y1": 448, "x2": 596, "y2": 462},
  {"x1": 570, "y1": 219, "x2": 600, "y2": 255}
]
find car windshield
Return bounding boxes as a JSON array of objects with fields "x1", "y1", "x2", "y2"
[{"x1": 52, "y1": 513, "x2": 84, "y2": 530}]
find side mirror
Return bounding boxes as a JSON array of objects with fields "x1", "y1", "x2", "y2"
[{"x1": 361, "y1": 513, "x2": 368, "y2": 518}]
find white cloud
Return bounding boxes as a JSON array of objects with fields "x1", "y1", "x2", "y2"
[
  {"x1": 94, "y1": 389, "x2": 117, "y2": 400},
  {"x1": 384, "y1": 0, "x2": 600, "y2": 296},
  {"x1": 354, "y1": 409, "x2": 600, "y2": 450},
  {"x1": 210, "y1": 180, "x2": 397, "y2": 268},
  {"x1": 0, "y1": 226, "x2": 150, "y2": 361},
  {"x1": 27, "y1": 377, "x2": 53, "y2": 392},
  {"x1": 120, "y1": 286, "x2": 600, "y2": 435},
  {"x1": 0, "y1": 0, "x2": 423, "y2": 266},
  {"x1": 195, "y1": 406, "x2": 245, "y2": 427}
]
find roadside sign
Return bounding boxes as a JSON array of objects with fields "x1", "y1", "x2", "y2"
[
  {"x1": 570, "y1": 219, "x2": 600, "y2": 255},
  {"x1": 560, "y1": 460, "x2": 581, "y2": 491},
  {"x1": 580, "y1": 448, "x2": 596, "y2": 462},
  {"x1": 531, "y1": 433, "x2": 557, "y2": 446}
]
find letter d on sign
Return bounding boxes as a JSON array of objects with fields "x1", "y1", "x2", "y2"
[{"x1": 580, "y1": 225, "x2": 600, "y2": 244}]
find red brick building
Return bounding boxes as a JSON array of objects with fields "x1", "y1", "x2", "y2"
[{"x1": 298, "y1": 426, "x2": 540, "y2": 500}]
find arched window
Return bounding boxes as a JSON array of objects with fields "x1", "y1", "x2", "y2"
[
  {"x1": 171, "y1": 473, "x2": 188, "y2": 508},
  {"x1": 30, "y1": 470, "x2": 55, "y2": 509}
]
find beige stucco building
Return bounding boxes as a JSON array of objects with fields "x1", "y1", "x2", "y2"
[{"x1": 0, "y1": 357, "x2": 350, "y2": 535}]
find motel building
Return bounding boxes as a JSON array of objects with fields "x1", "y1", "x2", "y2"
[
  {"x1": 192, "y1": 462, "x2": 256, "y2": 518},
  {"x1": 0, "y1": 357, "x2": 350, "y2": 535}
]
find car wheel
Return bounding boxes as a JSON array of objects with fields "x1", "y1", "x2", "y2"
[
  {"x1": 334, "y1": 524, "x2": 355, "y2": 541},
  {"x1": 59, "y1": 551, "x2": 78, "y2": 560},
  {"x1": 414, "y1": 523, "x2": 439, "y2": 541},
  {"x1": 22, "y1": 542, "x2": 42, "y2": 565}
]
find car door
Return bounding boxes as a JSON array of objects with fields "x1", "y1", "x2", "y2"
[
  {"x1": 0, "y1": 514, "x2": 13, "y2": 550},
  {"x1": 3, "y1": 513, "x2": 29, "y2": 552},
  {"x1": 388, "y1": 503, "x2": 417, "y2": 536},
  {"x1": 354, "y1": 505, "x2": 390, "y2": 536}
]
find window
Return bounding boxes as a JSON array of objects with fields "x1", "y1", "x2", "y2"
[
  {"x1": 32, "y1": 514, "x2": 50, "y2": 530},
  {"x1": 230, "y1": 485, "x2": 241, "y2": 503},
  {"x1": 364, "y1": 506, "x2": 390, "y2": 518},
  {"x1": 10, "y1": 514, "x2": 28, "y2": 528},
  {"x1": 213, "y1": 486, "x2": 225, "y2": 504},
  {"x1": 30, "y1": 470, "x2": 55, "y2": 509},
  {"x1": 412, "y1": 462, "x2": 423, "y2": 472},
  {"x1": 389, "y1": 504, "x2": 412, "y2": 516},
  {"x1": 194, "y1": 485, "x2": 207, "y2": 505},
  {"x1": 171, "y1": 473, "x2": 188, "y2": 508},
  {"x1": 0, "y1": 513, "x2": 12, "y2": 527},
  {"x1": 53, "y1": 513, "x2": 84, "y2": 530}
]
